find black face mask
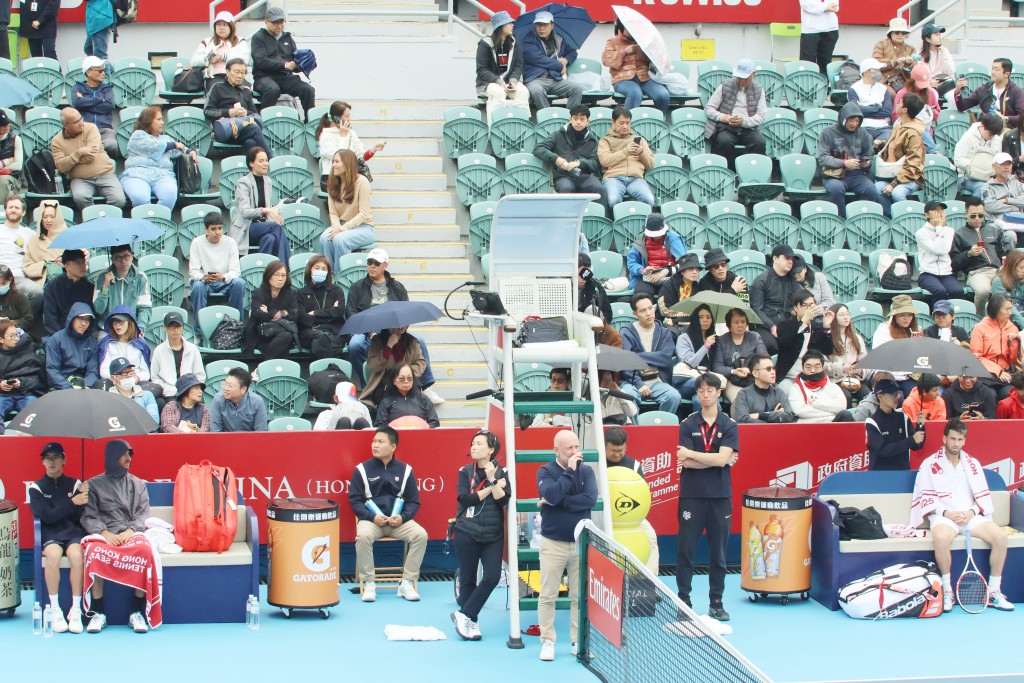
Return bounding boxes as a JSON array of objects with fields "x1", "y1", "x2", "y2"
[{"x1": 800, "y1": 371, "x2": 826, "y2": 383}]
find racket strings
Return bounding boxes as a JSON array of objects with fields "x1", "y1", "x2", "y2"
[{"x1": 957, "y1": 571, "x2": 988, "y2": 613}]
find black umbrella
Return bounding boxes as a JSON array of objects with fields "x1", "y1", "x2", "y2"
[
  {"x1": 10, "y1": 390, "x2": 158, "y2": 438},
  {"x1": 859, "y1": 337, "x2": 990, "y2": 377},
  {"x1": 595, "y1": 344, "x2": 651, "y2": 372},
  {"x1": 339, "y1": 300, "x2": 443, "y2": 335}
]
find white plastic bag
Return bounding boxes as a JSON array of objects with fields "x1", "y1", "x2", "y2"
[{"x1": 650, "y1": 71, "x2": 694, "y2": 96}]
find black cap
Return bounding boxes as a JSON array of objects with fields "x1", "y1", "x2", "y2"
[
  {"x1": 163, "y1": 311, "x2": 184, "y2": 326},
  {"x1": 924, "y1": 200, "x2": 947, "y2": 213},
  {"x1": 703, "y1": 248, "x2": 730, "y2": 268},
  {"x1": 40, "y1": 442, "x2": 65, "y2": 458},
  {"x1": 108, "y1": 357, "x2": 134, "y2": 376},
  {"x1": 772, "y1": 244, "x2": 795, "y2": 258},
  {"x1": 791, "y1": 255, "x2": 807, "y2": 272},
  {"x1": 0, "y1": 110, "x2": 10, "y2": 127}
]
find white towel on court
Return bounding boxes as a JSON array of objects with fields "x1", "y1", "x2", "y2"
[{"x1": 384, "y1": 625, "x2": 447, "y2": 641}]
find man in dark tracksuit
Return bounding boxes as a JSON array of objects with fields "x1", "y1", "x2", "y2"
[
  {"x1": 533, "y1": 105, "x2": 609, "y2": 213},
  {"x1": 250, "y1": 7, "x2": 315, "y2": 120},
  {"x1": 676, "y1": 373, "x2": 739, "y2": 622},
  {"x1": 866, "y1": 378, "x2": 924, "y2": 470}
]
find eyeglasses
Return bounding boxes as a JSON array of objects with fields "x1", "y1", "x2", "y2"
[
  {"x1": 967, "y1": 213, "x2": 985, "y2": 218},
  {"x1": 803, "y1": 365, "x2": 824, "y2": 372},
  {"x1": 112, "y1": 253, "x2": 133, "y2": 262},
  {"x1": 395, "y1": 375, "x2": 414, "y2": 382}
]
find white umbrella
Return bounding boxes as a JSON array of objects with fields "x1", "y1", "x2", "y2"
[{"x1": 612, "y1": 5, "x2": 671, "y2": 74}]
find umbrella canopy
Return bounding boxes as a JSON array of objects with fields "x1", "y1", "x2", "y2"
[
  {"x1": 669, "y1": 290, "x2": 762, "y2": 326},
  {"x1": 612, "y1": 5, "x2": 671, "y2": 73},
  {"x1": 859, "y1": 337, "x2": 990, "y2": 377},
  {"x1": 0, "y1": 74, "x2": 41, "y2": 108},
  {"x1": 513, "y1": 4, "x2": 596, "y2": 51},
  {"x1": 340, "y1": 300, "x2": 443, "y2": 335},
  {"x1": 10, "y1": 390, "x2": 158, "y2": 438},
  {"x1": 595, "y1": 343, "x2": 650, "y2": 372},
  {"x1": 50, "y1": 217, "x2": 165, "y2": 250}
]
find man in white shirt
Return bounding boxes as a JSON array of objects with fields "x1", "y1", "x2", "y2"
[
  {"x1": 0, "y1": 196, "x2": 43, "y2": 316},
  {"x1": 953, "y1": 114, "x2": 1003, "y2": 198},
  {"x1": 799, "y1": 0, "x2": 839, "y2": 74},
  {"x1": 847, "y1": 58, "x2": 893, "y2": 146},
  {"x1": 187, "y1": 211, "x2": 245, "y2": 320}
]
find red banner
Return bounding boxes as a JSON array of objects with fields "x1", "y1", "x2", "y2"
[
  {"x1": 3, "y1": 420, "x2": 1023, "y2": 549},
  {"x1": 587, "y1": 545, "x2": 624, "y2": 649},
  {"x1": 489, "y1": 0, "x2": 902, "y2": 26},
  {"x1": 53, "y1": 0, "x2": 240, "y2": 24}
]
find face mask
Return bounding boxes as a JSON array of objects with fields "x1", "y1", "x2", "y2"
[
  {"x1": 0, "y1": 284, "x2": 9, "y2": 296},
  {"x1": 118, "y1": 377, "x2": 137, "y2": 391},
  {"x1": 801, "y1": 370, "x2": 826, "y2": 383},
  {"x1": 868, "y1": 69, "x2": 883, "y2": 82},
  {"x1": 311, "y1": 270, "x2": 328, "y2": 284}
]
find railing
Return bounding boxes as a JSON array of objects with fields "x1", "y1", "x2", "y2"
[{"x1": 896, "y1": 0, "x2": 967, "y2": 38}]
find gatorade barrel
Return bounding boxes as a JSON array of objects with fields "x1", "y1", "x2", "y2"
[
  {"x1": 0, "y1": 500, "x2": 21, "y2": 614},
  {"x1": 267, "y1": 498, "x2": 340, "y2": 616},
  {"x1": 740, "y1": 487, "x2": 812, "y2": 603}
]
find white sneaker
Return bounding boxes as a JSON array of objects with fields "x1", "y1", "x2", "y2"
[
  {"x1": 86, "y1": 612, "x2": 106, "y2": 634},
  {"x1": 571, "y1": 642, "x2": 578, "y2": 656},
  {"x1": 989, "y1": 591, "x2": 1015, "y2": 611},
  {"x1": 422, "y1": 386, "x2": 445, "y2": 405},
  {"x1": 128, "y1": 611, "x2": 149, "y2": 633},
  {"x1": 539, "y1": 639, "x2": 555, "y2": 661},
  {"x1": 397, "y1": 579, "x2": 420, "y2": 601},
  {"x1": 361, "y1": 582, "x2": 377, "y2": 602},
  {"x1": 66, "y1": 607, "x2": 83, "y2": 634},
  {"x1": 451, "y1": 610, "x2": 472, "y2": 640},
  {"x1": 467, "y1": 619, "x2": 482, "y2": 641},
  {"x1": 942, "y1": 586, "x2": 953, "y2": 613},
  {"x1": 50, "y1": 608, "x2": 68, "y2": 634}
]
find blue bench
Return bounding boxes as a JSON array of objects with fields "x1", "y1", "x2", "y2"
[
  {"x1": 811, "y1": 469, "x2": 1024, "y2": 610},
  {"x1": 34, "y1": 481, "x2": 259, "y2": 624}
]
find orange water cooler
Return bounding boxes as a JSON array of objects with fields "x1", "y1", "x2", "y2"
[
  {"x1": 267, "y1": 498, "x2": 340, "y2": 618},
  {"x1": 740, "y1": 487, "x2": 812, "y2": 604}
]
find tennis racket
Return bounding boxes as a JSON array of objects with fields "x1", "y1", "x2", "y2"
[{"x1": 956, "y1": 528, "x2": 988, "y2": 614}]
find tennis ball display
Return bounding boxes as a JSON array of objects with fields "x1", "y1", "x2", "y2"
[
  {"x1": 607, "y1": 467, "x2": 652, "y2": 526},
  {"x1": 613, "y1": 526, "x2": 650, "y2": 565}
]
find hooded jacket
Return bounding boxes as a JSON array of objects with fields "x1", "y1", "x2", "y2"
[
  {"x1": 0, "y1": 333, "x2": 46, "y2": 396},
  {"x1": 475, "y1": 35, "x2": 523, "y2": 88},
  {"x1": 70, "y1": 81, "x2": 117, "y2": 132},
  {"x1": 597, "y1": 128, "x2": 654, "y2": 180},
  {"x1": 42, "y1": 270, "x2": 95, "y2": 336},
  {"x1": 80, "y1": 441, "x2": 150, "y2": 536},
  {"x1": 952, "y1": 122, "x2": 1003, "y2": 179},
  {"x1": 943, "y1": 380, "x2": 997, "y2": 419},
  {"x1": 749, "y1": 268, "x2": 800, "y2": 329},
  {"x1": 620, "y1": 321, "x2": 676, "y2": 386},
  {"x1": 625, "y1": 231, "x2": 687, "y2": 289},
  {"x1": 96, "y1": 305, "x2": 152, "y2": 381},
  {"x1": 817, "y1": 102, "x2": 875, "y2": 173},
  {"x1": 520, "y1": 29, "x2": 576, "y2": 84},
  {"x1": 534, "y1": 123, "x2": 601, "y2": 179},
  {"x1": 23, "y1": 203, "x2": 69, "y2": 285},
  {"x1": 29, "y1": 473, "x2": 86, "y2": 544},
  {"x1": 997, "y1": 391, "x2": 1024, "y2": 419},
  {"x1": 93, "y1": 262, "x2": 153, "y2": 328},
  {"x1": 43, "y1": 302, "x2": 100, "y2": 390}
]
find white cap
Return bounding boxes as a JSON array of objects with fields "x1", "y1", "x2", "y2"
[
  {"x1": 82, "y1": 56, "x2": 105, "y2": 74},
  {"x1": 214, "y1": 10, "x2": 235, "y2": 24},
  {"x1": 733, "y1": 59, "x2": 755, "y2": 79},
  {"x1": 534, "y1": 10, "x2": 554, "y2": 23},
  {"x1": 860, "y1": 58, "x2": 885, "y2": 73},
  {"x1": 366, "y1": 248, "x2": 389, "y2": 264},
  {"x1": 334, "y1": 382, "x2": 358, "y2": 403},
  {"x1": 994, "y1": 152, "x2": 1013, "y2": 164}
]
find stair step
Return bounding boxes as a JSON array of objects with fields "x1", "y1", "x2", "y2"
[
  {"x1": 375, "y1": 224, "x2": 461, "y2": 240},
  {"x1": 515, "y1": 449, "x2": 600, "y2": 463},
  {"x1": 349, "y1": 102, "x2": 480, "y2": 121},
  {"x1": 377, "y1": 241, "x2": 466, "y2": 258},
  {"x1": 511, "y1": 400, "x2": 595, "y2": 415},
  {"x1": 371, "y1": 138, "x2": 439, "y2": 157},
  {"x1": 387, "y1": 257, "x2": 471, "y2": 275},
  {"x1": 372, "y1": 207, "x2": 455, "y2": 225},
  {"x1": 519, "y1": 597, "x2": 572, "y2": 611},
  {"x1": 517, "y1": 498, "x2": 605, "y2": 513},
  {"x1": 369, "y1": 156, "x2": 443, "y2": 174},
  {"x1": 356, "y1": 119, "x2": 443, "y2": 138},
  {"x1": 371, "y1": 191, "x2": 452, "y2": 208},
  {"x1": 391, "y1": 274, "x2": 476, "y2": 293},
  {"x1": 371, "y1": 173, "x2": 448, "y2": 191},
  {"x1": 431, "y1": 362, "x2": 491, "y2": 381}
]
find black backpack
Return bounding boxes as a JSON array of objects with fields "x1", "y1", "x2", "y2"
[
  {"x1": 308, "y1": 362, "x2": 352, "y2": 403},
  {"x1": 834, "y1": 60, "x2": 860, "y2": 91},
  {"x1": 825, "y1": 499, "x2": 888, "y2": 540},
  {"x1": 112, "y1": 0, "x2": 138, "y2": 25},
  {"x1": 23, "y1": 150, "x2": 59, "y2": 194}
]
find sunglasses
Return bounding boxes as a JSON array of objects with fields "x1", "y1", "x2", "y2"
[
  {"x1": 967, "y1": 213, "x2": 984, "y2": 218},
  {"x1": 366, "y1": 259, "x2": 382, "y2": 266}
]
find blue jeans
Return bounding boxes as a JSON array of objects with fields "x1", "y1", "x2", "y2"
[
  {"x1": 959, "y1": 177, "x2": 985, "y2": 198},
  {"x1": 922, "y1": 129, "x2": 937, "y2": 154},
  {"x1": 348, "y1": 332, "x2": 436, "y2": 386},
  {"x1": 236, "y1": 123, "x2": 272, "y2": 158},
  {"x1": 189, "y1": 278, "x2": 246, "y2": 320},
  {"x1": 122, "y1": 176, "x2": 178, "y2": 210},
  {"x1": 876, "y1": 180, "x2": 920, "y2": 216},
  {"x1": 249, "y1": 221, "x2": 291, "y2": 264},
  {"x1": 320, "y1": 224, "x2": 375, "y2": 273},
  {"x1": 613, "y1": 76, "x2": 670, "y2": 114},
  {"x1": 823, "y1": 171, "x2": 882, "y2": 218},
  {"x1": 0, "y1": 393, "x2": 34, "y2": 417},
  {"x1": 604, "y1": 176, "x2": 655, "y2": 208},
  {"x1": 918, "y1": 272, "x2": 965, "y2": 300},
  {"x1": 673, "y1": 376, "x2": 696, "y2": 401},
  {"x1": 84, "y1": 27, "x2": 111, "y2": 61},
  {"x1": 619, "y1": 380, "x2": 681, "y2": 414}
]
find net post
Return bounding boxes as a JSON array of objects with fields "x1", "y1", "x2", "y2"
[{"x1": 577, "y1": 524, "x2": 591, "y2": 662}]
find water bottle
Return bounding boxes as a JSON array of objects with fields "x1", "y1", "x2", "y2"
[
  {"x1": 245, "y1": 595, "x2": 254, "y2": 628},
  {"x1": 249, "y1": 595, "x2": 260, "y2": 630},
  {"x1": 42, "y1": 605, "x2": 53, "y2": 638},
  {"x1": 55, "y1": 173, "x2": 64, "y2": 194},
  {"x1": 31, "y1": 602, "x2": 42, "y2": 635}
]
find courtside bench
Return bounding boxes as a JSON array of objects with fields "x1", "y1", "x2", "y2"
[
  {"x1": 34, "y1": 481, "x2": 259, "y2": 624},
  {"x1": 810, "y1": 470, "x2": 1024, "y2": 610}
]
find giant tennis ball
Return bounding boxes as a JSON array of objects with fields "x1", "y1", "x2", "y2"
[
  {"x1": 607, "y1": 467, "x2": 652, "y2": 526},
  {"x1": 614, "y1": 526, "x2": 651, "y2": 565}
]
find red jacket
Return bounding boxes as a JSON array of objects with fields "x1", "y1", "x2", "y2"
[{"x1": 997, "y1": 392, "x2": 1024, "y2": 419}]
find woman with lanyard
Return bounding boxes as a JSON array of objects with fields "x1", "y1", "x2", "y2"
[{"x1": 451, "y1": 430, "x2": 508, "y2": 641}]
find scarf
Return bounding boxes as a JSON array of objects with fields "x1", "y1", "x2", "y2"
[
  {"x1": 566, "y1": 124, "x2": 587, "y2": 145},
  {"x1": 798, "y1": 371, "x2": 829, "y2": 390}
]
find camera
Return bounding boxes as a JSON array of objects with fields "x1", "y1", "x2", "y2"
[{"x1": 812, "y1": 314, "x2": 824, "y2": 328}]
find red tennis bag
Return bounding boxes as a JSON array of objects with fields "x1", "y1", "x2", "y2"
[{"x1": 173, "y1": 460, "x2": 238, "y2": 553}]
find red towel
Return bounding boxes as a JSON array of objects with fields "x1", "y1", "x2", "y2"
[{"x1": 82, "y1": 533, "x2": 164, "y2": 628}]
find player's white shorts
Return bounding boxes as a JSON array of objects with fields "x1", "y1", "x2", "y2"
[{"x1": 930, "y1": 514, "x2": 992, "y2": 534}]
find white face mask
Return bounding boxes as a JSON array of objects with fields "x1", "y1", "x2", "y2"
[
  {"x1": 118, "y1": 377, "x2": 137, "y2": 391},
  {"x1": 311, "y1": 270, "x2": 328, "y2": 284}
]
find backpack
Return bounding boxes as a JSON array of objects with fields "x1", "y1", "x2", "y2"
[
  {"x1": 308, "y1": 362, "x2": 351, "y2": 403},
  {"x1": 838, "y1": 561, "x2": 943, "y2": 619},
  {"x1": 174, "y1": 154, "x2": 202, "y2": 196},
  {"x1": 112, "y1": 0, "x2": 138, "y2": 25},
  {"x1": 824, "y1": 499, "x2": 888, "y2": 540},
  {"x1": 23, "y1": 150, "x2": 59, "y2": 194},
  {"x1": 877, "y1": 251, "x2": 913, "y2": 291},
  {"x1": 173, "y1": 460, "x2": 239, "y2": 553},
  {"x1": 209, "y1": 315, "x2": 244, "y2": 350},
  {"x1": 834, "y1": 60, "x2": 860, "y2": 91}
]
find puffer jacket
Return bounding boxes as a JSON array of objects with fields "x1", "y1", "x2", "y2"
[
  {"x1": 0, "y1": 333, "x2": 46, "y2": 395},
  {"x1": 598, "y1": 128, "x2": 654, "y2": 180},
  {"x1": 601, "y1": 34, "x2": 651, "y2": 85},
  {"x1": 42, "y1": 302, "x2": 100, "y2": 390}
]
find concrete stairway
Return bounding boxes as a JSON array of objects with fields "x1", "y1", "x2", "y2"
[{"x1": 924, "y1": 0, "x2": 1020, "y2": 61}]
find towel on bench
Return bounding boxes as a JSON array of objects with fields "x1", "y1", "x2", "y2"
[
  {"x1": 82, "y1": 532, "x2": 164, "y2": 628},
  {"x1": 910, "y1": 448, "x2": 992, "y2": 530}
]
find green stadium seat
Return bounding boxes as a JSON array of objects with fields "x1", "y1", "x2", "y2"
[
  {"x1": 130, "y1": 204, "x2": 176, "y2": 258},
  {"x1": 19, "y1": 57, "x2": 63, "y2": 107},
  {"x1": 736, "y1": 153, "x2": 782, "y2": 203},
  {"x1": 501, "y1": 152, "x2": 549, "y2": 195},
  {"x1": 442, "y1": 106, "x2": 488, "y2": 159},
  {"x1": 662, "y1": 200, "x2": 706, "y2": 250},
  {"x1": 688, "y1": 153, "x2": 735, "y2": 205},
  {"x1": 646, "y1": 153, "x2": 687, "y2": 205},
  {"x1": 269, "y1": 155, "x2": 315, "y2": 202},
  {"x1": 780, "y1": 153, "x2": 826, "y2": 202},
  {"x1": 164, "y1": 106, "x2": 211, "y2": 157},
  {"x1": 629, "y1": 107, "x2": 669, "y2": 154},
  {"x1": 802, "y1": 107, "x2": 838, "y2": 155},
  {"x1": 110, "y1": 56, "x2": 157, "y2": 107},
  {"x1": 280, "y1": 202, "x2": 322, "y2": 254},
  {"x1": 157, "y1": 57, "x2": 203, "y2": 105},
  {"x1": 455, "y1": 153, "x2": 502, "y2": 206},
  {"x1": 752, "y1": 60, "x2": 784, "y2": 107},
  {"x1": 489, "y1": 106, "x2": 536, "y2": 159},
  {"x1": 727, "y1": 249, "x2": 768, "y2": 283},
  {"x1": 782, "y1": 60, "x2": 828, "y2": 111},
  {"x1": 534, "y1": 106, "x2": 570, "y2": 142},
  {"x1": 138, "y1": 254, "x2": 184, "y2": 308},
  {"x1": 706, "y1": 201, "x2": 753, "y2": 251},
  {"x1": 845, "y1": 201, "x2": 889, "y2": 251},
  {"x1": 669, "y1": 107, "x2": 706, "y2": 158},
  {"x1": 177, "y1": 203, "x2": 219, "y2": 257},
  {"x1": 752, "y1": 200, "x2": 799, "y2": 252},
  {"x1": 261, "y1": 105, "x2": 306, "y2": 157},
  {"x1": 581, "y1": 202, "x2": 613, "y2": 252},
  {"x1": 822, "y1": 248, "x2": 870, "y2": 301},
  {"x1": 798, "y1": 200, "x2": 845, "y2": 254},
  {"x1": 611, "y1": 201, "x2": 652, "y2": 252},
  {"x1": 761, "y1": 107, "x2": 803, "y2": 159},
  {"x1": 468, "y1": 201, "x2": 497, "y2": 258}
]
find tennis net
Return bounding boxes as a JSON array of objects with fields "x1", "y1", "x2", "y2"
[{"x1": 577, "y1": 521, "x2": 772, "y2": 683}]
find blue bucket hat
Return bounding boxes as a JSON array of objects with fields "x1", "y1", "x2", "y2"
[{"x1": 491, "y1": 10, "x2": 514, "y2": 31}]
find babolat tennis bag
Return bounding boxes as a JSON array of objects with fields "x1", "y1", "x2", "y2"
[{"x1": 838, "y1": 561, "x2": 943, "y2": 619}]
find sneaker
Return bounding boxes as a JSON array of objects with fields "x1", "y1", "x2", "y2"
[
  {"x1": 86, "y1": 612, "x2": 106, "y2": 634},
  {"x1": 50, "y1": 608, "x2": 68, "y2": 634},
  {"x1": 467, "y1": 619, "x2": 482, "y2": 641},
  {"x1": 66, "y1": 607, "x2": 84, "y2": 634},
  {"x1": 397, "y1": 579, "x2": 420, "y2": 602},
  {"x1": 451, "y1": 610, "x2": 472, "y2": 640},
  {"x1": 943, "y1": 586, "x2": 953, "y2": 613},
  {"x1": 571, "y1": 642, "x2": 578, "y2": 656},
  {"x1": 539, "y1": 639, "x2": 555, "y2": 661},
  {"x1": 128, "y1": 611, "x2": 149, "y2": 633},
  {"x1": 989, "y1": 591, "x2": 1015, "y2": 611},
  {"x1": 708, "y1": 604, "x2": 730, "y2": 622},
  {"x1": 361, "y1": 582, "x2": 377, "y2": 602},
  {"x1": 422, "y1": 386, "x2": 445, "y2": 405}
]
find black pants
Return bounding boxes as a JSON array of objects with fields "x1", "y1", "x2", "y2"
[
  {"x1": 709, "y1": 124, "x2": 766, "y2": 168},
  {"x1": 254, "y1": 74, "x2": 315, "y2": 121},
  {"x1": 751, "y1": 324, "x2": 779, "y2": 356},
  {"x1": 27, "y1": 36, "x2": 57, "y2": 60},
  {"x1": 0, "y1": 27, "x2": 8, "y2": 61},
  {"x1": 799, "y1": 30, "x2": 839, "y2": 74},
  {"x1": 554, "y1": 174, "x2": 609, "y2": 215},
  {"x1": 256, "y1": 326, "x2": 294, "y2": 359},
  {"x1": 454, "y1": 533, "x2": 504, "y2": 622},
  {"x1": 676, "y1": 496, "x2": 731, "y2": 604}
]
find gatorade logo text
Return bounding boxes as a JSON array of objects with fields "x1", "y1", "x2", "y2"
[{"x1": 108, "y1": 417, "x2": 126, "y2": 432}]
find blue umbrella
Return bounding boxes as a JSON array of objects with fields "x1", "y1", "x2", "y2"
[
  {"x1": 340, "y1": 300, "x2": 443, "y2": 335},
  {"x1": 50, "y1": 216, "x2": 166, "y2": 250},
  {"x1": 513, "y1": 4, "x2": 596, "y2": 51},
  {"x1": 0, "y1": 74, "x2": 41, "y2": 108}
]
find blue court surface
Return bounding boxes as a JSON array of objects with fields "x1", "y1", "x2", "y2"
[{"x1": 3, "y1": 575, "x2": 1022, "y2": 682}]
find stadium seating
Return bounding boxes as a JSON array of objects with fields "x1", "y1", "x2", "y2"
[
  {"x1": 566, "y1": 58, "x2": 615, "y2": 105},
  {"x1": 269, "y1": 417, "x2": 312, "y2": 431},
  {"x1": 336, "y1": 252, "x2": 367, "y2": 294},
  {"x1": 177, "y1": 203, "x2": 219, "y2": 257},
  {"x1": 588, "y1": 106, "x2": 614, "y2": 139},
  {"x1": 218, "y1": 156, "x2": 250, "y2": 207},
  {"x1": 158, "y1": 56, "x2": 203, "y2": 105},
  {"x1": 22, "y1": 106, "x2": 62, "y2": 156},
  {"x1": 180, "y1": 155, "x2": 220, "y2": 205},
  {"x1": 920, "y1": 154, "x2": 958, "y2": 203},
  {"x1": 688, "y1": 153, "x2": 735, "y2": 205},
  {"x1": 305, "y1": 105, "x2": 330, "y2": 158},
  {"x1": 782, "y1": 60, "x2": 828, "y2": 111},
  {"x1": 534, "y1": 106, "x2": 570, "y2": 142},
  {"x1": 455, "y1": 153, "x2": 502, "y2": 206},
  {"x1": 288, "y1": 252, "x2": 315, "y2": 289},
  {"x1": 280, "y1": 202, "x2": 322, "y2": 254},
  {"x1": 802, "y1": 108, "x2": 837, "y2": 155},
  {"x1": 695, "y1": 60, "x2": 732, "y2": 105},
  {"x1": 949, "y1": 298, "x2": 982, "y2": 330},
  {"x1": 139, "y1": 254, "x2": 185, "y2": 308},
  {"x1": 196, "y1": 306, "x2": 244, "y2": 356},
  {"x1": 489, "y1": 106, "x2": 535, "y2": 159},
  {"x1": 580, "y1": 202, "x2": 613, "y2": 252},
  {"x1": 799, "y1": 200, "x2": 845, "y2": 254},
  {"x1": 63, "y1": 57, "x2": 85, "y2": 102},
  {"x1": 847, "y1": 299, "x2": 885, "y2": 348},
  {"x1": 20, "y1": 57, "x2": 63, "y2": 107},
  {"x1": 822, "y1": 249, "x2": 870, "y2": 301},
  {"x1": 780, "y1": 153, "x2": 826, "y2": 202},
  {"x1": 468, "y1": 201, "x2": 497, "y2": 258},
  {"x1": 637, "y1": 410, "x2": 679, "y2": 426},
  {"x1": 845, "y1": 201, "x2": 889, "y2": 252},
  {"x1": 705, "y1": 201, "x2": 753, "y2": 251},
  {"x1": 889, "y1": 200, "x2": 926, "y2": 252},
  {"x1": 442, "y1": 106, "x2": 488, "y2": 160},
  {"x1": 203, "y1": 359, "x2": 248, "y2": 402},
  {"x1": 752, "y1": 200, "x2": 799, "y2": 252},
  {"x1": 308, "y1": 357, "x2": 354, "y2": 408},
  {"x1": 110, "y1": 57, "x2": 157, "y2": 107},
  {"x1": 727, "y1": 249, "x2": 768, "y2": 283},
  {"x1": 609, "y1": 301, "x2": 637, "y2": 332},
  {"x1": 116, "y1": 105, "x2": 144, "y2": 157},
  {"x1": 761, "y1": 107, "x2": 803, "y2": 159},
  {"x1": 933, "y1": 110, "x2": 970, "y2": 158},
  {"x1": 955, "y1": 62, "x2": 989, "y2": 100},
  {"x1": 144, "y1": 305, "x2": 194, "y2": 348},
  {"x1": 502, "y1": 152, "x2": 549, "y2": 195},
  {"x1": 261, "y1": 106, "x2": 306, "y2": 157},
  {"x1": 513, "y1": 362, "x2": 553, "y2": 392},
  {"x1": 868, "y1": 248, "x2": 923, "y2": 299},
  {"x1": 752, "y1": 60, "x2": 784, "y2": 107},
  {"x1": 669, "y1": 108, "x2": 706, "y2": 158},
  {"x1": 164, "y1": 106, "x2": 211, "y2": 157},
  {"x1": 661, "y1": 200, "x2": 706, "y2": 250},
  {"x1": 736, "y1": 153, "x2": 782, "y2": 203},
  {"x1": 253, "y1": 359, "x2": 308, "y2": 419},
  {"x1": 646, "y1": 153, "x2": 687, "y2": 205},
  {"x1": 269, "y1": 155, "x2": 315, "y2": 202},
  {"x1": 131, "y1": 204, "x2": 177, "y2": 258},
  {"x1": 611, "y1": 201, "x2": 652, "y2": 252},
  {"x1": 629, "y1": 107, "x2": 670, "y2": 153}
]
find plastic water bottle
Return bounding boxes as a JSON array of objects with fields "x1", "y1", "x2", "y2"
[
  {"x1": 31, "y1": 602, "x2": 42, "y2": 635},
  {"x1": 42, "y1": 605, "x2": 53, "y2": 638},
  {"x1": 249, "y1": 595, "x2": 260, "y2": 630},
  {"x1": 245, "y1": 595, "x2": 254, "y2": 628},
  {"x1": 55, "y1": 173, "x2": 64, "y2": 194}
]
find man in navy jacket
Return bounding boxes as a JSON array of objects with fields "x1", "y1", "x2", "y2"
[
  {"x1": 520, "y1": 11, "x2": 584, "y2": 112},
  {"x1": 536, "y1": 430, "x2": 597, "y2": 661},
  {"x1": 349, "y1": 426, "x2": 427, "y2": 603},
  {"x1": 619, "y1": 292, "x2": 681, "y2": 414}
]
